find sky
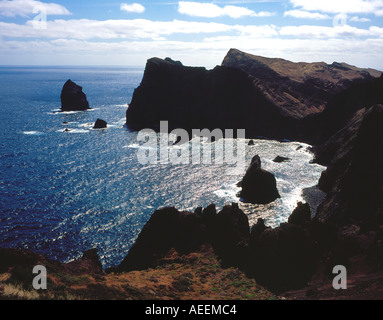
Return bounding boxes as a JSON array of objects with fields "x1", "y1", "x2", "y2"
[{"x1": 0, "y1": 0, "x2": 383, "y2": 69}]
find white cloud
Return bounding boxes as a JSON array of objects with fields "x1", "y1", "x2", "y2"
[
  {"x1": 0, "y1": 0, "x2": 70, "y2": 17},
  {"x1": 284, "y1": 10, "x2": 330, "y2": 20},
  {"x1": 289, "y1": 0, "x2": 383, "y2": 15},
  {"x1": 252, "y1": 11, "x2": 275, "y2": 17},
  {"x1": 1, "y1": 36, "x2": 383, "y2": 70},
  {"x1": 279, "y1": 24, "x2": 383, "y2": 38},
  {"x1": 350, "y1": 16, "x2": 371, "y2": 22},
  {"x1": 0, "y1": 18, "x2": 382, "y2": 42},
  {"x1": 120, "y1": 3, "x2": 145, "y2": 14},
  {"x1": 178, "y1": 1, "x2": 274, "y2": 18},
  {"x1": 0, "y1": 19, "x2": 279, "y2": 40}
]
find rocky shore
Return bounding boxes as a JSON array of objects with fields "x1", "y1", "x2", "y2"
[
  {"x1": 124, "y1": 49, "x2": 383, "y2": 298},
  {"x1": 1, "y1": 49, "x2": 382, "y2": 300}
]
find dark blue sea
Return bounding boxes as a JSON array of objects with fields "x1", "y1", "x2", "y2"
[{"x1": 0, "y1": 66, "x2": 326, "y2": 268}]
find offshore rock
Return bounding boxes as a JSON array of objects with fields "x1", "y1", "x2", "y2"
[
  {"x1": 273, "y1": 156, "x2": 291, "y2": 163},
  {"x1": 238, "y1": 155, "x2": 280, "y2": 204},
  {"x1": 93, "y1": 119, "x2": 107, "y2": 129},
  {"x1": 61, "y1": 79, "x2": 90, "y2": 111}
]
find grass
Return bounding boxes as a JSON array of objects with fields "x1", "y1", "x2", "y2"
[{"x1": 0, "y1": 246, "x2": 277, "y2": 300}]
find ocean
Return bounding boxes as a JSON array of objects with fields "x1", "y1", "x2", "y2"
[{"x1": 0, "y1": 66, "x2": 326, "y2": 268}]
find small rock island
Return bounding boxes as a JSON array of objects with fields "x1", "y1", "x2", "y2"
[
  {"x1": 238, "y1": 155, "x2": 280, "y2": 204},
  {"x1": 93, "y1": 119, "x2": 107, "y2": 129},
  {"x1": 60, "y1": 79, "x2": 90, "y2": 112}
]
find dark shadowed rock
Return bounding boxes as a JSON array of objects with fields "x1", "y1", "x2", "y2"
[
  {"x1": 93, "y1": 118, "x2": 107, "y2": 129},
  {"x1": 66, "y1": 249, "x2": 104, "y2": 275},
  {"x1": 0, "y1": 248, "x2": 41, "y2": 273},
  {"x1": 222, "y1": 48, "x2": 379, "y2": 119},
  {"x1": 202, "y1": 204, "x2": 217, "y2": 218},
  {"x1": 250, "y1": 154, "x2": 261, "y2": 169},
  {"x1": 288, "y1": 202, "x2": 311, "y2": 226},
  {"x1": 238, "y1": 155, "x2": 280, "y2": 204},
  {"x1": 300, "y1": 75, "x2": 383, "y2": 147},
  {"x1": 126, "y1": 56, "x2": 297, "y2": 140},
  {"x1": 117, "y1": 204, "x2": 250, "y2": 272},
  {"x1": 164, "y1": 57, "x2": 183, "y2": 66},
  {"x1": 211, "y1": 204, "x2": 250, "y2": 268},
  {"x1": 315, "y1": 104, "x2": 383, "y2": 226},
  {"x1": 248, "y1": 223, "x2": 316, "y2": 293},
  {"x1": 60, "y1": 79, "x2": 89, "y2": 111},
  {"x1": 117, "y1": 207, "x2": 207, "y2": 272},
  {"x1": 126, "y1": 49, "x2": 381, "y2": 143},
  {"x1": 82, "y1": 249, "x2": 103, "y2": 271},
  {"x1": 201, "y1": 204, "x2": 217, "y2": 228},
  {"x1": 273, "y1": 156, "x2": 291, "y2": 163},
  {"x1": 249, "y1": 218, "x2": 269, "y2": 247}
]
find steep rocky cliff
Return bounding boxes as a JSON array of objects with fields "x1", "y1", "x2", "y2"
[
  {"x1": 126, "y1": 57, "x2": 293, "y2": 140},
  {"x1": 126, "y1": 49, "x2": 380, "y2": 141},
  {"x1": 315, "y1": 104, "x2": 383, "y2": 226},
  {"x1": 222, "y1": 48, "x2": 378, "y2": 119}
]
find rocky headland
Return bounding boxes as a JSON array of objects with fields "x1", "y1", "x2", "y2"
[
  {"x1": 126, "y1": 48, "x2": 380, "y2": 141},
  {"x1": 1, "y1": 50, "x2": 383, "y2": 300},
  {"x1": 123, "y1": 49, "x2": 383, "y2": 298}
]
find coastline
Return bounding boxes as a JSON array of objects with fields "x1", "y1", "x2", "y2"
[{"x1": 1, "y1": 49, "x2": 382, "y2": 301}]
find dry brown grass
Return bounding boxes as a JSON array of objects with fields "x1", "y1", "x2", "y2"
[{"x1": 0, "y1": 247, "x2": 277, "y2": 300}]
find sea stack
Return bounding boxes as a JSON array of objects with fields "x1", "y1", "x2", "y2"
[
  {"x1": 93, "y1": 119, "x2": 107, "y2": 129},
  {"x1": 60, "y1": 79, "x2": 90, "y2": 112},
  {"x1": 238, "y1": 155, "x2": 280, "y2": 204}
]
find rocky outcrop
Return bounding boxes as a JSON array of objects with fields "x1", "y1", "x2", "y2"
[
  {"x1": 116, "y1": 202, "x2": 323, "y2": 293},
  {"x1": 66, "y1": 248, "x2": 104, "y2": 275},
  {"x1": 60, "y1": 79, "x2": 89, "y2": 111},
  {"x1": 288, "y1": 202, "x2": 311, "y2": 226},
  {"x1": 222, "y1": 48, "x2": 379, "y2": 119},
  {"x1": 117, "y1": 203, "x2": 250, "y2": 272},
  {"x1": 238, "y1": 155, "x2": 280, "y2": 204},
  {"x1": 248, "y1": 222, "x2": 316, "y2": 293},
  {"x1": 93, "y1": 119, "x2": 107, "y2": 129},
  {"x1": 126, "y1": 50, "x2": 381, "y2": 141},
  {"x1": 273, "y1": 156, "x2": 291, "y2": 163},
  {"x1": 117, "y1": 207, "x2": 207, "y2": 271},
  {"x1": 300, "y1": 74, "x2": 383, "y2": 147},
  {"x1": 126, "y1": 56, "x2": 297, "y2": 140},
  {"x1": 315, "y1": 104, "x2": 383, "y2": 226}
]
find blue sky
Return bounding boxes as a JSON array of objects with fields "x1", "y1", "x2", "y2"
[{"x1": 0, "y1": 0, "x2": 382, "y2": 69}]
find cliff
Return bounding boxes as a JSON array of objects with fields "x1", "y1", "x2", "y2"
[
  {"x1": 3, "y1": 51, "x2": 383, "y2": 300},
  {"x1": 297, "y1": 75, "x2": 383, "y2": 226},
  {"x1": 116, "y1": 204, "x2": 315, "y2": 293},
  {"x1": 126, "y1": 49, "x2": 380, "y2": 142},
  {"x1": 123, "y1": 50, "x2": 383, "y2": 296},
  {"x1": 315, "y1": 104, "x2": 383, "y2": 226},
  {"x1": 222, "y1": 49, "x2": 378, "y2": 119},
  {"x1": 126, "y1": 57, "x2": 296, "y2": 140}
]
